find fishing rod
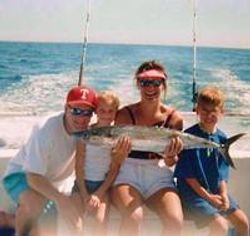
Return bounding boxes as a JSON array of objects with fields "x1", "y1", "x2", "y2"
[
  {"x1": 192, "y1": 0, "x2": 198, "y2": 111},
  {"x1": 78, "y1": 0, "x2": 92, "y2": 86}
]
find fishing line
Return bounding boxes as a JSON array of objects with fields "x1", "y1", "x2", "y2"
[{"x1": 78, "y1": 0, "x2": 92, "y2": 86}]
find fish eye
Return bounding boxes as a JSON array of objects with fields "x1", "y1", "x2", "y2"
[
  {"x1": 92, "y1": 129, "x2": 98, "y2": 135},
  {"x1": 81, "y1": 132, "x2": 89, "y2": 139}
]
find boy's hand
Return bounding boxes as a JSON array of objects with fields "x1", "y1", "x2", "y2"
[
  {"x1": 207, "y1": 194, "x2": 223, "y2": 209},
  {"x1": 220, "y1": 193, "x2": 230, "y2": 211}
]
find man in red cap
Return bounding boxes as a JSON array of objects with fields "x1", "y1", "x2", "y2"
[{"x1": 2, "y1": 85, "x2": 98, "y2": 236}]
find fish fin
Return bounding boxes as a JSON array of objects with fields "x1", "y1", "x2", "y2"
[{"x1": 219, "y1": 133, "x2": 246, "y2": 169}]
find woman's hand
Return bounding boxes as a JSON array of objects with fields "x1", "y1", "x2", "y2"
[
  {"x1": 164, "y1": 136, "x2": 183, "y2": 166},
  {"x1": 111, "y1": 135, "x2": 131, "y2": 167}
]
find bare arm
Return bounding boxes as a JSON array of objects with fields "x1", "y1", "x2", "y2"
[
  {"x1": 86, "y1": 136, "x2": 130, "y2": 210},
  {"x1": 27, "y1": 172, "x2": 81, "y2": 227},
  {"x1": 164, "y1": 110, "x2": 184, "y2": 167},
  {"x1": 186, "y1": 178, "x2": 223, "y2": 208},
  {"x1": 94, "y1": 135, "x2": 131, "y2": 199},
  {"x1": 168, "y1": 111, "x2": 183, "y2": 131},
  {"x1": 75, "y1": 139, "x2": 90, "y2": 204},
  {"x1": 115, "y1": 107, "x2": 134, "y2": 125},
  {"x1": 92, "y1": 165, "x2": 119, "y2": 201},
  {"x1": 186, "y1": 178, "x2": 211, "y2": 200},
  {"x1": 218, "y1": 180, "x2": 229, "y2": 210}
]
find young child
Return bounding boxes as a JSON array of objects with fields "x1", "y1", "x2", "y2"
[
  {"x1": 72, "y1": 90, "x2": 130, "y2": 236},
  {"x1": 174, "y1": 86, "x2": 249, "y2": 236}
]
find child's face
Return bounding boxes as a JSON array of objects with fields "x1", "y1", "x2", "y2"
[
  {"x1": 96, "y1": 100, "x2": 117, "y2": 126},
  {"x1": 196, "y1": 102, "x2": 223, "y2": 129}
]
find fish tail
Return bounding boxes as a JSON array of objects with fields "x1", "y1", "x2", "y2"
[{"x1": 219, "y1": 133, "x2": 246, "y2": 169}]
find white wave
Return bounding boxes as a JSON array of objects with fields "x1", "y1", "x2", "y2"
[
  {"x1": 211, "y1": 68, "x2": 250, "y2": 113},
  {"x1": 0, "y1": 72, "x2": 80, "y2": 114},
  {"x1": 0, "y1": 115, "x2": 42, "y2": 149},
  {"x1": 112, "y1": 76, "x2": 140, "y2": 106}
]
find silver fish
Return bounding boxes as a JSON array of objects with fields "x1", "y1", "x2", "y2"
[{"x1": 74, "y1": 125, "x2": 246, "y2": 169}]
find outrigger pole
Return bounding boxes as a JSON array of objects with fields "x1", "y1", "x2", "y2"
[
  {"x1": 192, "y1": 0, "x2": 198, "y2": 111},
  {"x1": 78, "y1": 0, "x2": 92, "y2": 86}
]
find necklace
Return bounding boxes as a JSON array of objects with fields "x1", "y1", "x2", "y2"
[{"x1": 198, "y1": 123, "x2": 216, "y2": 157}]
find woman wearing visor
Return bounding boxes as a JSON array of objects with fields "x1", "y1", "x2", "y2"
[{"x1": 111, "y1": 60, "x2": 184, "y2": 236}]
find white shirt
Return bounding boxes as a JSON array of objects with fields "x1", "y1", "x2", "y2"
[
  {"x1": 4, "y1": 113, "x2": 76, "y2": 194},
  {"x1": 84, "y1": 144, "x2": 112, "y2": 181}
]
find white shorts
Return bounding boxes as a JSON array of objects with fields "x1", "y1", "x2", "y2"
[{"x1": 114, "y1": 157, "x2": 176, "y2": 199}]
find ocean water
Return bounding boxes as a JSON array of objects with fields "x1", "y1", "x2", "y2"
[
  {"x1": 0, "y1": 41, "x2": 249, "y2": 151},
  {"x1": 0, "y1": 41, "x2": 249, "y2": 114}
]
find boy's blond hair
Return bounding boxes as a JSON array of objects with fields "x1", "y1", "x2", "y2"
[
  {"x1": 97, "y1": 90, "x2": 120, "y2": 110},
  {"x1": 197, "y1": 86, "x2": 224, "y2": 108}
]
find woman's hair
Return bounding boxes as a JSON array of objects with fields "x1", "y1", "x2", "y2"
[
  {"x1": 135, "y1": 60, "x2": 167, "y2": 95},
  {"x1": 135, "y1": 60, "x2": 167, "y2": 78},
  {"x1": 97, "y1": 90, "x2": 120, "y2": 110},
  {"x1": 197, "y1": 85, "x2": 224, "y2": 108}
]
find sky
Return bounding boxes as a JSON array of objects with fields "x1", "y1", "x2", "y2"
[{"x1": 0, "y1": 0, "x2": 249, "y2": 49}]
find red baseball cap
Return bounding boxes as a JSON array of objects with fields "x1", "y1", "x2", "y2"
[{"x1": 66, "y1": 86, "x2": 97, "y2": 108}]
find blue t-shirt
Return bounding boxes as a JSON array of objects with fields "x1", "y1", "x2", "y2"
[{"x1": 174, "y1": 124, "x2": 229, "y2": 202}]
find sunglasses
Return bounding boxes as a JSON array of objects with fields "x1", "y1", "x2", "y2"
[
  {"x1": 69, "y1": 107, "x2": 94, "y2": 117},
  {"x1": 138, "y1": 79, "x2": 163, "y2": 87}
]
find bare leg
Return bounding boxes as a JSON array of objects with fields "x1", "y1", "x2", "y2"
[
  {"x1": 93, "y1": 193, "x2": 109, "y2": 236},
  {"x1": 146, "y1": 188, "x2": 183, "y2": 236},
  {"x1": 15, "y1": 190, "x2": 47, "y2": 236},
  {"x1": 0, "y1": 211, "x2": 15, "y2": 228},
  {"x1": 227, "y1": 209, "x2": 249, "y2": 236},
  {"x1": 69, "y1": 193, "x2": 85, "y2": 236},
  {"x1": 208, "y1": 215, "x2": 228, "y2": 236},
  {"x1": 111, "y1": 185, "x2": 144, "y2": 236}
]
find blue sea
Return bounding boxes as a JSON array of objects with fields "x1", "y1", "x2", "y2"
[
  {"x1": 0, "y1": 41, "x2": 249, "y2": 114},
  {"x1": 0, "y1": 41, "x2": 250, "y2": 152}
]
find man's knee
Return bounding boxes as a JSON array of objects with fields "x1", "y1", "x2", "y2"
[{"x1": 18, "y1": 190, "x2": 47, "y2": 219}]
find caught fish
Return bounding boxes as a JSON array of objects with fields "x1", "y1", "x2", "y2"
[{"x1": 73, "y1": 125, "x2": 246, "y2": 169}]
